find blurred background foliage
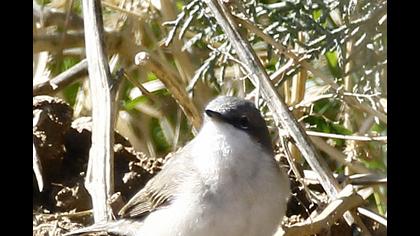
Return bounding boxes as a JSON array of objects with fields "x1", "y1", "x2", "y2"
[{"x1": 34, "y1": 0, "x2": 387, "y2": 221}]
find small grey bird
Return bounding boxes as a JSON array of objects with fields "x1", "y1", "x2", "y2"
[{"x1": 66, "y1": 96, "x2": 290, "y2": 236}]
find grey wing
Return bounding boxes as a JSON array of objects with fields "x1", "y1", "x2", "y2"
[{"x1": 118, "y1": 146, "x2": 193, "y2": 218}]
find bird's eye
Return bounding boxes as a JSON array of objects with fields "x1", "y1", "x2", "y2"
[{"x1": 238, "y1": 116, "x2": 249, "y2": 129}]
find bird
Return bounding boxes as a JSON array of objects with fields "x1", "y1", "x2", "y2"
[{"x1": 66, "y1": 96, "x2": 290, "y2": 236}]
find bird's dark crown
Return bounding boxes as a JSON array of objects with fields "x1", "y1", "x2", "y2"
[{"x1": 205, "y1": 96, "x2": 273, "y2": 154}]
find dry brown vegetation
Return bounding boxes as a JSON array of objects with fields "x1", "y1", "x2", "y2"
[{"x1": 33, "y1": 0, "x2": 387, "y2": 235}]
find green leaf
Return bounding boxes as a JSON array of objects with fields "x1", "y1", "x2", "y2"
[
  {"x1": 176, "y1": 0, "x2": 184, "y2": 11},
  {"x1": 330, "y1": 123, "x2": 352, "y2": 135},
  {"x1": 49, "y1": 57, "x2": 80, "y2": 76},
  {"x1": 361, "y1": 158, "x2": 386, "y2": 171},
  {"x1": 303, "y1": 115, "x2": 331, "y2": 133},
  {"x1": 124, "y1": 96, "x2": 149, "y2": 111},
  {"x1": 313, "y1": 98, "x2": 341, "y2": 120},
  {"x1": 371, "y1": 122, "x2": 387, "y2": 134},
  {"x1": 147, "y1": 72, "x2": 158, "y2": 81},
  {"x1": 150, "y1": 118, "x2": 171, "y2": 153},
  {"x1": 37, "y1": 0, "x2": 51, "y2": 5},
  {"x1": 62, "y1": 58, "x2": 78, "y2": 70},
  {"x1": 313, "y1": 9, "x2": 322, "y2": 21},
  {"x1": 63, "y1": 82, "x2": 81, "y2": 107},
  {"x1": 325, "y1": 51, "x2": 342, "y2": 78}
]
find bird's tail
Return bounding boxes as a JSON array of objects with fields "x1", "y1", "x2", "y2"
[{"x1": 64, "y1": 219, "x2": 143, "y2": 236}]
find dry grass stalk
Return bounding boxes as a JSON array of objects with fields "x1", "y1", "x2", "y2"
[
  {"x1": 135, "y1": 51, "x2": 202, "y2": 130},
  {"x1": 82, "y1": 0, "x2": 116, "y2": 222}
]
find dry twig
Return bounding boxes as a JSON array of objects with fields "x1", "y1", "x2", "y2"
[
  {"x1": 306, "y1": 131, "x2": 387, "y2": 143},
  {"x1": 82, "y1": 0, "x2": 116, "y2": 223},
  {"x1": 284, "y1": 185, "x2": 365, "y2": 236},
  {"x1": 33, "y1": 59, "x2": 88, "y2": 96},
  {"x1": 309, "y1": 136, "x2": 370, "y2": 174},
  {"x1": 33, "y1": 1, "x2": 84, "y2": 30},
  {"x1": 135, "y1": 51, "x2": 202, "y2": 130}
]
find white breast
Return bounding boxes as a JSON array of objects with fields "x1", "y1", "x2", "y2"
[{"x1": 136, "y1": 119, "x2": 290, "y2": 236}]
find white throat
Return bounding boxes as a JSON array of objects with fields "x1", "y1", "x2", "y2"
[
  {"x1": 193, "y1": 118, "x2": 266, "y2": 162},
  {"x1": 190, "y1": 118, "x2": 272, "y2": 188}
]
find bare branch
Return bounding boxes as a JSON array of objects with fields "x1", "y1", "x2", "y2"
[
  {"x1": 160, "y1": 0, "x2": 196, "y2": 83},
  {"x1": 284, "y1": 185, "x2": 365, "y2": 236},
  {"x1": 303, "y1": 171, "x2": 386, "y2": 186},
  {"x1": 33, "y1": 59, "x2": 88, "y2": 96},
  {"x1": 357, "y1": 207, "x2": 387, "y2": 227},
  {"x1": 33, "y1": 31, "x2": 120, "y2": 53},
  {"x1": 33, "y1": 110, "x2": 44, "y2": 192},
  {"x1": 310, "y1": 136, "x2": 370, "y2": 174},
  {"x1": 82, "y1": 0, "x2": 116, "y2": 223},
  {"x1": 33, "y1": 1, "x2": 84, "y2": 30},
  {"x1": 345, "y1": 174, "x2": 386, "y2": 186},
  {"x1": 306, "y1": 131, "x2": 387, "y2": 143},
  {"x1": 135, "y1": 51, "x2": 202, "y2": 131}
]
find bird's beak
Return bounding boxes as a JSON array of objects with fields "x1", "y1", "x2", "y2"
[{"x1": 205, "y1": 109, "x2": 223, "y2": 120}]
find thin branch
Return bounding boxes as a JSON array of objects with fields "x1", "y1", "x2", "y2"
[
  {"x1": 346, "y1": 174, "x2": 387, "y2": 186},
  {"x1": 102, "y1": 1, "x2": 144, "y2": 18},
  {"x1": 310, "y1": 136, "x2": 371, "y2": 174},
  {"x1": 33, "y1": 31, "x2": 120, "y2": 53},
  {"x1": 161, "y1": 0, "x2": 196, "y2": 83},
  {"x1": 124, "y1": 73, "x2": 157, "y2": 101},
  {"x1": 33, "y1": 1, "x2": 84, "y2": 30},
  {"x1": 33, "y1": 59, "x2": 88, "y2": 96},
  {"x1": 34, "y1": 210, "x2": 93, "y2": 220},
  {"x1": 342, "y1": 92, "x2": 383, "y2": 99},
  {"x1": 306, "y1": 131, "x2": 387, "y2": 143},
  {"x1": 280, "y1": 136, "x2": 319, "y2": 206},
  {"x1": 270, "y1": 58, "x2": 294, "y2": 85},
  {"x1": 128, "y1": 79, "x2": 166, "y2": 97},
  {"x1": 33, "y1": 142, "x2": 44, "y2": 192},
  {"x1": 82, "y1": 0, "x2": 116, "y2": 223},
  {"x1": 33, "y1": 110, "x2": 44, "y2": 192},
  {"x1": 135, "y1": 51, "x2": 202, "y2": 131},
  {"x1": 357, "y1": 207, "x2": 387, "y2": 227},
  {"x1": 34, "y1": 32, "x2": 85, "y2": 52},
  {"x1": 33, "y1": 51, "x2": 50, "y2": 85},
  {"x1": 304, "y1": 171, "x2": 387, "y2": 186},
  {"x1": 295, "y1": 92, "x2": 383, "y2": 109},
  {"x1": 284, "y1": 185, "x2": 365, "y2": 236}
]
